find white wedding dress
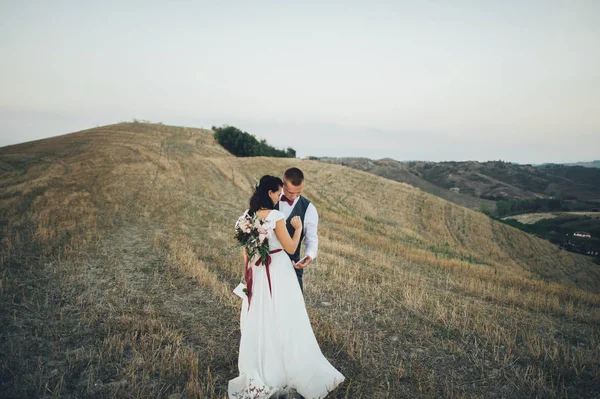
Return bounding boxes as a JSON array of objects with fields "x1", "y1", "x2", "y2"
[{"x1": 228, "y1": 210, "x2": 345, "y2": 399}]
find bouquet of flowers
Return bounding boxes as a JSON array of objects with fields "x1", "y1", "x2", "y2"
[{"x1": 234, "y1": 210, "x2": 270, "y2": 266}]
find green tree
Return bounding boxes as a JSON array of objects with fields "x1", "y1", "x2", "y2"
[
  {"x1": 213, "y1": 126, "x2": 296, "y2": 158},
  {"x1": 495, "y1": 200, "x2": 511, "y2": 217},
  {"x1": 286, "y1": 147, "x2": 296, "y2": 158}
]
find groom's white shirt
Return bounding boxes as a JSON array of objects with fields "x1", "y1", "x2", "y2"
[{"x1": 279, "y1": 196, "x2": 319, "y2": 261}]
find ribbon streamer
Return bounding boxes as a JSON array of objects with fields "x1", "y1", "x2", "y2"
[{"x1": 245, "y1": 249, "x2": 283, "y2": 308}]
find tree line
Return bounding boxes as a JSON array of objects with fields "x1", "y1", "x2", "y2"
[
  {"x1": 212, "y1": 126, "x2": 296, "y2": 158},
  {"x1": 493, "y1": 198, "x2": 563, "y2": 217}
]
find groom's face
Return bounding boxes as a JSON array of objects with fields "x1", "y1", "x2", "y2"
[{"x1": 283, "y1": 181, "x2": 303, "y2": 201}]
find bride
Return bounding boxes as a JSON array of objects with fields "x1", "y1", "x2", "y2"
[{"x1": 229, "y1": 175, "x2": 345, "y2": 399}]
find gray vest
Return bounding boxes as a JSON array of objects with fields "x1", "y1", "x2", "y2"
[{"x1": 277, "y1": 196, "x2": 310, "y2": 262}]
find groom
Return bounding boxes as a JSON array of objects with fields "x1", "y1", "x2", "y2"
[{"x1": 277, "y1": 167, "x2": 319, "y2": 292}]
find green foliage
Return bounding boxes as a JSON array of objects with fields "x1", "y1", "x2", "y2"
[
  {"x1": 479, "y1": 204, "x2": 491, "y2": 216},
  {"x1": 490, "y1": 213, "x2": 600, "y2": 258},
  {"x1": 212, "y1": 125, "x2": 296, "y2": 158},
  {"x1": 285, "y1": 147, "x2": 296, "y2": 158},
  {"x1": 494, "y1": 198, "x2": 564, "y2": 217}
]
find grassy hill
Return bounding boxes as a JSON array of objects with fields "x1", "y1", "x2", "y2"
[
  {"x1": 542, "y1": 160, "x2": 600, "y2": 169},
  {"x1": 314, "y1": 157, "x2": 497, "y2": 213},
  {"x1": 316, "y1": 158, "x2": 600, "y2": 211},
  {"x1": 407, "y1": 160, "x2": 600, "y2": 203},
  {"x1": 1, "y1": 122, "x2": 599, "y2": 398}
]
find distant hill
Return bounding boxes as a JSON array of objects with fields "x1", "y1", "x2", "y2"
[
  {"x1": 538, "y1": 160, "x2": 600, "y2": 168},
  {"x1": 315, "y1": 157, "x2": 600, "y2": 209},
  {"x1": 1, "y1": 122, "x2": 599, "y2": 398},
  {"x1": 312, "y1": 157, "x2": 497, "y2": 212}
]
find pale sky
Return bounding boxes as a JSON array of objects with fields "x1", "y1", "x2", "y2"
[{"x1": 1, "y1": 0, "x2": 599, "y2": 164}]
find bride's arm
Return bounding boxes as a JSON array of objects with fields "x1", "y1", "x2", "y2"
[{"x1": 274, "y1": 217, "x2": 302, "y2": 255}]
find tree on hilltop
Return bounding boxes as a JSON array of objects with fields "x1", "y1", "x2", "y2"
[{"x1": 212, "y1": 126, "x2": 296, "y2": 158}]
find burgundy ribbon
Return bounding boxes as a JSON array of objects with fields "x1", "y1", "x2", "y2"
[{"x1": 245, "y1": 249, "x2": 282, "y2": 308}]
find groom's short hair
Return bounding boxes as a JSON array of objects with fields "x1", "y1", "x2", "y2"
[{"x1": 284, "y1": 167, "x2": 304, "y2": 186}]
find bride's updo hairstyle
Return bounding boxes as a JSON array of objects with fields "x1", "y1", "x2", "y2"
[{"x1": 248, "y1": 175, "x2": 283, "y2": 216}]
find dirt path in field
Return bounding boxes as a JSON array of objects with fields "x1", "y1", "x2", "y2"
[{"x1": 0, "y1": 222, "x2": 239, "y2": 398}]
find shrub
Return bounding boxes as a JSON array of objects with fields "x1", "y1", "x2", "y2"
[{"x1": 212, "y1": 126, "x2": 296, "y2": 158}]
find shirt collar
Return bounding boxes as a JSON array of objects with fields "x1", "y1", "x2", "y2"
[{"x1": 280, "y1": 193, "x2": 299, "y2": 205}]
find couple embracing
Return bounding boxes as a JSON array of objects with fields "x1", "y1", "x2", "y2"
[{"x1": 228, "y1": 168, "x2": 345, "y2": 399}]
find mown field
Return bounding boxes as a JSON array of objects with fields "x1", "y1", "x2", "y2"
[{"x1": 1, "y1": 122, "x2": 599, "y2": 398}]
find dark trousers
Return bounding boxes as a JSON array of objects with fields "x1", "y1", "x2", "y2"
[{"x1": 294, "y1": 267, "x2": 304, "y2": 292}]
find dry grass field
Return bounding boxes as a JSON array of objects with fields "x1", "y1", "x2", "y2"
[
  {"x1": 314, "y1": 157, "x2": 497, "y2": 213},
  {"x1": 1, "y1": 122, "x2": 599, "y2": 398}
]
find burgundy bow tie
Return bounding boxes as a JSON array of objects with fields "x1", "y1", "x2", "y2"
[{"x1": 280, "y1": 195, "x2": 294, "y2": 206}]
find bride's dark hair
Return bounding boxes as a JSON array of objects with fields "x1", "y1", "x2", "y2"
[{"x1": 248, "y1": 175, "x2": 283, "y2": 216}]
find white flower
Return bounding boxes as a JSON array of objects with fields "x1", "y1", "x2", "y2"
[{"x1": 258, "y1": 232, "x2": 268, "y2": 243}]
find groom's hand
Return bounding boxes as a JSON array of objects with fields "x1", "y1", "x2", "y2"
[{"x1": 294, "y1": 255, "x2": 312, "y2": 269}]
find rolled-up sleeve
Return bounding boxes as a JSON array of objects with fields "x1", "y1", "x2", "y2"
[{"x1": 304, "y1": 203, "x2": 319, "y2": 260}]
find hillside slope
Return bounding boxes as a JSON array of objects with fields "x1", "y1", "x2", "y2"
[
  {"x1": 316, "y1": 157, "x2": 600, "y2": 207},
  {"x1": 1, "y1": 122, "x2": 599, "y2": 398},
  {"x1": 314, "y1": 157, "x2": 497, "y2": 212}
]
